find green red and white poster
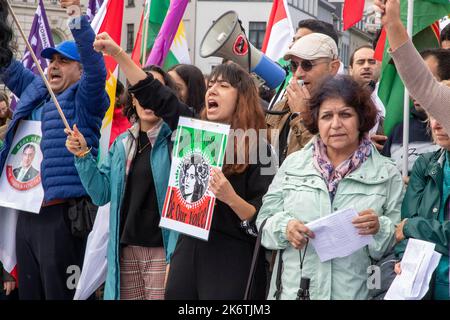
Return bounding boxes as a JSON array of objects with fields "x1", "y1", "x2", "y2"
[
  {"x1": 160, "y1": 117, "x2": 230, "y2": 240},
  {"x1": 0, "y1": 120, "x2": 44, "y2": 213}
]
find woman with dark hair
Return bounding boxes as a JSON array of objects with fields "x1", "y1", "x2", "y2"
[
  {"x1": 90, "y1": 32, "x2": 276, "y2": 299},
  {"x1": 168, "y1": 64, "x2": 206, "y2": 114},
  {"x1": 65, "y1": 66, "x2": 179, "y2": 300},
  {"x1": 257, "y1": 75, "x2": 403, "y2": 300},
  {"x1": 0, "y1": 92, "x2": 12, "y2": 143},
  {"x1": 179, "y1": 154, "x2": 208, "y2": 203}
]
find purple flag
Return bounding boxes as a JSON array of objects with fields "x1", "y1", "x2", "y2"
[
  {"x1": 87, "y1": 0, "x2": 104, "y2": 22},
  {"x1": 10, "y1": 0, "x2": 54, "y2": 110},
  {"x1": 145, "y1": 0, "x2": 188, "y2": 67}
]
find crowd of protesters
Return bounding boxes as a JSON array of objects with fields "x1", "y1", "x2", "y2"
[{"x1": 0, "y1": 0, "x2": 449, "y2": 300}]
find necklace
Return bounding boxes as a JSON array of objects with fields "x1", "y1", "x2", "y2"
[{"x1": 138, "y1": 135, "x2": 151, "y2": 154}]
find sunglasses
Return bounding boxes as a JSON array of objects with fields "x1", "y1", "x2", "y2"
[{"x1": 290, "y1": 59, "x2": 328, "y2": 72}]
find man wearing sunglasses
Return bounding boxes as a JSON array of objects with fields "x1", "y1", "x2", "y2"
[{"x1": 267, "y1": 33, "x2": 341, "y2": 164}]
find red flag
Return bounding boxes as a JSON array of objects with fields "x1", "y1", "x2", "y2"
[
  {"x1": 131, "y1": 8, "x2": 144, "y2": 67},
  {"x1": 343, "y1": 0, "x2": 365, "y2": 31},
  {"x1": 261, "y1": 0, "x2": 294, "y2": 62},
  {"x1": 374, "y1": 27, "x2": 386, "y2": 62}
]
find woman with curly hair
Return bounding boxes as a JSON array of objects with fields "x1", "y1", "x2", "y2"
[{"x1": 257, "y1": 76, "x2": 402, "y2": 300}]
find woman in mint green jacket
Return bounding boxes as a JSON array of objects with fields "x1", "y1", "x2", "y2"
[
  {"x1": 65, "y1": 66, "x2": 179, "y2": 300},
  {"x1": 257, "y1": 76, "x2": 403, "y2": 300}
]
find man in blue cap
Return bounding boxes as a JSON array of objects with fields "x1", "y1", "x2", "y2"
[{"x1": 0, "y1": 0, "x2": 109, "y2": 299}]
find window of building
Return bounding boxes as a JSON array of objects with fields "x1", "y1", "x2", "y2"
[
  {"x1": 51, "y1": 29, "x2": 64, "y2": 45},
  {"x1": 126, "y1": 24, "x2": 134, "y2": 53},
  {"x1": 249, "y1": 22, "x2": 266, "y2": 50},
  {"x1": 126, "y1": 0, "x2": 135, "y2": 7}
]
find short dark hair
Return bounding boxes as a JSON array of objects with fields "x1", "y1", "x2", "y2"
[
  {"x1": 420, "y1": 48, "x2": 450, "y2": 81},
  {"x1": 297, "y1": 19, "x2": 339, "y2": 46},
  {"x1": 349, "y1": 45, "x2": 373, "y2": 67},
  {"x1": 123, "y1": 65, "x2": 179, "y2": 122},
  {"x1": 23, "y1": 144, "x2": 36, "y2": 154},
  {"x1": 168, "y1": 64, "x2": 207, "y2": 114},
  {"x1": 440, "y1": 23, "x2": 450, "y2": 43},
  {"x1": 304, "y1": 75, "x2": 377, "y2": 137}
]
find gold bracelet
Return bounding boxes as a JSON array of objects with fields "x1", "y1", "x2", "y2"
[
  {"x1": 112, "y1": 47, "x2": 123, "y2": 58},
  {"x1": 76, "y1": 146, "x2": 92, "y2": 158}
]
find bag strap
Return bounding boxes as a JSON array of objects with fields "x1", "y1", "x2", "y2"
[
  {"x1": 273, "y1": 249, "x2": 284, "y2": 300},
  {"x1": 244, "y1": 218, "x2": 267, "y2": 300}
]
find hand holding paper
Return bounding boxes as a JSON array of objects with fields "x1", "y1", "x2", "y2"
[
  {"x1": 385, "y1": 239, "x2": 441, "y2": 300},
  {"x1": 306, "y1": 208, "x2": 373, "y2": 262}
]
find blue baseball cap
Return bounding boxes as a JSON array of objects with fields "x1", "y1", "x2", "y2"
[{"x1": 41, "y1": 41, "x2": 81, "y2": 62}]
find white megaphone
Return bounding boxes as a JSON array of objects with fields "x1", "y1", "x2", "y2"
[{"x1": 200, "y1": 11, "x2": 286, "y2": 89}]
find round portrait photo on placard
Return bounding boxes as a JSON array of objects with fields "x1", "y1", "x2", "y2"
[
  {"x1": 178, "y1": 152, "x2": 210, "y2": 204},
  {"x1": 6, "y1": 135, "x2": 42, "y2": 191}
]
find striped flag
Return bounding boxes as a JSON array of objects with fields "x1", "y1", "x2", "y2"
[
  {"x1": 10, "y1": 0, "x2": 54, "y2": 111},
  {"x1": 261, "y1": 0, "x2": 294, "y2": 62},
  {"x1": 378, "y1": 0, "x2": 450, "y2": 136},
  {"x1": 131, "y1": 8, "x2": 145, "y2": 66},
  {"x1": 90, "y1": 0, "x2": 124, "y2": 160},
  {"x1": 87, "y1": 0, "x2": 104, "y2": 22},
  {"x1": 343, "y1": 0, "x2": 365, "y2": 30},
  {"x1": 145, "y1": 0, "x2": 189, "y2": 67}
]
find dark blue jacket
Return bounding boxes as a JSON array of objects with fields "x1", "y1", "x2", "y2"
[{"x1": 0, "y1": 15, "x2": 109, "y2": 201}]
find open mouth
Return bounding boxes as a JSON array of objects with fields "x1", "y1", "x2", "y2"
[
  {"x1": 208, "y1": 100, "x2": 219, "y2": 109},
  {"x1": 50, "y1": 74, "x2": 62, "y2": 82}
]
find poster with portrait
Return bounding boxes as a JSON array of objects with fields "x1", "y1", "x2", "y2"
[
  {"x1": 160, "y1": 117, "x2": 230, "y2": 241},
  {"x1": 0, "y1": 120, "x2": 44, "y2": 213}
]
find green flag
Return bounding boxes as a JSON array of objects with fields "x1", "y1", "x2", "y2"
[
  {"x1": 378, "y1": 0, "x2": 450, "y2": 136},
  {"x1": 142, "y1": 0, "x2": 170, "y2": 63},
  {"x1": 141, "y1": 0, "x2": 191, "y2": 69}
]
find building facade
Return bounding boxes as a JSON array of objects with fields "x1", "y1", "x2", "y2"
[{"x1": 8, "y1": 0, "x2": 378, "y2": 76}]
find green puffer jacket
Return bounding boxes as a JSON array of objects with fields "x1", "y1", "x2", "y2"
[{"x1": 396, "y1": 148, "x2": 450, "y2": 299}]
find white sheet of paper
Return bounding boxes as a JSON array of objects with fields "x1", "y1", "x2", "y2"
[
  {"x1": 305, "y1": 208, "x2": 373, "y2": 262},
  {"x1": 412, "y1": 251, "x2": 441, "y2": 300},
  {"x1": 385, "y1": 239, "x2": 441, "y2": 300}
]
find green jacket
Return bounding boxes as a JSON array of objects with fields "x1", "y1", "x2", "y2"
[
  {"x1": 396, "y1": 149, "x2": 450, "y2": 299},
  {"x1": 257, "y1": 138, "x2": 403, "y2": 300}
]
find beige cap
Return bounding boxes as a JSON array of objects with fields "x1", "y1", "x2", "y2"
[{"x1": 283, "y1": 33, "x2": 338, "y2": 61}]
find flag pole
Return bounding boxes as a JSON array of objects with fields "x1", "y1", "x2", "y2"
[
  {"x1": 402, "y1": 0, "x2": 414, "y2": 177},
  {"x1": 142, "y1": 0, "x2": 150, "y2": 65},
  {"x1": 6, "y1": 0, "x2": 70, "y2": 131}
]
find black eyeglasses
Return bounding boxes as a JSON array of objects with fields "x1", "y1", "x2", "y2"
[{"x1": 290, "y1": 59, "x2": 327, "y2": 72}]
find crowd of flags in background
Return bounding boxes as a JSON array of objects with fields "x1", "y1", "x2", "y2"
[{"x1": 6, "y1": 0, "x2": 450, "y2": 175}]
